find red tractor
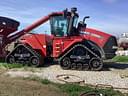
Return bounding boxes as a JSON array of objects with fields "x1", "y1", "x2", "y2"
[{"x1": 1, "y1": 8, "x2": 117, "y2": 70}]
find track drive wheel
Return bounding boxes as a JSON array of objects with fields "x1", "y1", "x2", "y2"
[
  {"x1": 29, "y1": 56, "x2": 43, "y2": 67},
  {"x1": 89, "y1": 58, "x2": 103, "y2": 71},
  {"x1": 7, "y1": 55, "x2": 15, "y2": 64},
  {"x1": 60, "y1": 57, "x2": 71, "y2": 70}
]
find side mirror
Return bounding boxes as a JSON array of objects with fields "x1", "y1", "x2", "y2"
[
  {"x1": 77, "y1": 16, "x2": 89, "y2": 30},
  {"x1": 83, "y1": 16, "x2": 90, "y2": 23}
]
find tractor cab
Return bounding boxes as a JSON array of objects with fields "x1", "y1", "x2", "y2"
[
  {"x1": 50, "y1": 8, "x2": 87, "y2": 37},
  {"x1": 50, "y1": 8, "x2": 90, "y2": 57}
]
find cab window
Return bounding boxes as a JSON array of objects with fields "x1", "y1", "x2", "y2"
[{"x1": 50, "y1": 16, "x2": 68, "y2": 37}]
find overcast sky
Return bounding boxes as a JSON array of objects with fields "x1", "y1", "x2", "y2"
[{"x1": 0, "y1": 0, "x2": 127, "y2": 36}]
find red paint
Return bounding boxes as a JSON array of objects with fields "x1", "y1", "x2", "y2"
[
  {"x1": 0, "y1": 12, "x2": 63, "y2": 58},
  {"x1": 53, "y1": 36, "x2": 83, "y2": 57},
  {"x1": 0, "y1": 10, "x2": 113, "y2": 60},
  {"x1": 20, "y1": 34, "x2": 51, "y2": 57},
  {"x1": 84, "y1": 28, "x2": 111, "y2": 47},
  {"x1": 52, "y1": 27, "x2": 112, "y2": 57},
  {"x1": 20, "y1": 27, "x2": 112, "y2": 58}
]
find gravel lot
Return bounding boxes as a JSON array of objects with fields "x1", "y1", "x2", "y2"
[{"x1": 4, "y1": 63, "x2": 128, "y2": 93}]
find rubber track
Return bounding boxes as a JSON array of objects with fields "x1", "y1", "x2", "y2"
[{"x1": 59, "y1": 44, "x2": 102, "y2": 71}]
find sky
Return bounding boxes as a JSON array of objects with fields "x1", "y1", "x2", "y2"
[{"x1": 0, "y1": 0, "x2": 128, "y2": 36}]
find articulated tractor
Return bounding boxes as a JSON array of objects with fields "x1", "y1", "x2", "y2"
[{"x1": 0, "y1": 8, "x2": 117, "y2": 70}]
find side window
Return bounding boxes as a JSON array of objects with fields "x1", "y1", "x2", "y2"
[{"x1": 50, "y1": 16, "x2": 68, "y2": 37}]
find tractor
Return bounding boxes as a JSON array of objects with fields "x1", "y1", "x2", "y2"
[{"x1": 0, "y1": 8, "x2": 117, "y2": 71}]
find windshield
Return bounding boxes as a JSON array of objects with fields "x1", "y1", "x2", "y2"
[{"x1": 50, "y1": 16, "x2": 68, "y2": 37}]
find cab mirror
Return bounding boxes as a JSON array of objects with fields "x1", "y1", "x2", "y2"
[{"x1": 83, "y1": 16, "x2": 90, "y2": 23}]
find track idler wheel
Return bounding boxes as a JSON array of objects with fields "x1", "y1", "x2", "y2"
[
  {"x1": 89, "y1": 58, "x2": 103, "y2": 71},
  {"x1": 29, "y1": 56, "x2": 42, "y2": 67},
  {"x1": 6, "y1": 55, "x2": 15, "y2": 64},
  {"x1": 60, "y1": 57, "x2": 71, "y2": 70}
]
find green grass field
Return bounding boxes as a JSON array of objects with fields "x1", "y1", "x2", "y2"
[
  {"x1": 112, "y1": 56, "x2": 128, "y2": 62},
  {"x1": 0, "y1": 63, "x2": 24, "y2": 69},
  {"x1": 24, "y1": 76, "x2": 125, "y2": 96}
]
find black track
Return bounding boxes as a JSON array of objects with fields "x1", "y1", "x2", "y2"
[
  {"x1": 59, "y1": 44, "x2": 103, "y2": 71},
  {"x1": 6, "y1": 44, "x2": 43, "y2": 66}
]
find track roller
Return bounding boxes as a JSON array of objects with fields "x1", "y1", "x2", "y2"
[
  {"x1": 89, "y1": 58, "x2": 103, "y2": 71},
  {"x1": 60, "y1": 57, "x2": 71, "y2": 70},
  {"x1": 77, "y1": 63, "x2": 83, "y2": 70},
  {"x1": 70, "y1": 63, "x2": 89, "y2": 71},
  {"x1": 82, "y1": 63, "x2": 89, "y2": 71},
  {"x1": 71, "y1": 63, "x2": 77, "y2": 70}
]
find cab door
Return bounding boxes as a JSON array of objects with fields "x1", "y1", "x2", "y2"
[
  {"x1": 50, "y1": 16, "x2": 69, "y2": 57},
  {"x1": 53, "y1": 37, "x2": 63, "y2": 57}
]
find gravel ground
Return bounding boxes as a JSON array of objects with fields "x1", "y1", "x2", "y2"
[{"x1": 4, "y1": 63, "x2": 128, "y2": 93}]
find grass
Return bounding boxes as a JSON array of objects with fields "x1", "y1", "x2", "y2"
[
  {"x1": 22, "y1": 76, "x2": 52, "y2": 85},
  {"x1": 55, "y1": 84, "x2": 124, "y2": 96},
  {"x1": 56, "y1": 84, "x2": 93, "y2": 96},
  {"x1": 112, "y1": 56, "x2": 128, "y2": 62},
  {"x1": 0, "y1": 63, "x2": 24, "y2": 69},
  {"x1": 0, "y1": 76, "x2": 65, "y2": 96},
  {"x1": 41, "y1": 79, "x2": 52, "y2": 84},
  {"x1": 0, "y1": 61, "x2": 127, "y2": 96},
  {"x1": 23, "y1": 76, "x2": 125, "y2": 96}
]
